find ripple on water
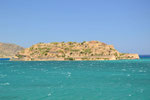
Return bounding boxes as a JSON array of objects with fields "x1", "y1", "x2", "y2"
[
  {"x1": 128, "y1": 94, "x2": 132, "y2": 97},
  {"x1": 0, "y1": 74, "x2": 7, "y2": 78},
  {"x1": 121, "y1": 69, "x2": 127, "y2": 71},
  {"x1": 66, "y1": 72, "x2": 71, "y2": 77},
  {"x1": 48, "y1": 93, "x2": 51, "y2": 96},
  {"x1": 136, "y1": 88, "x2": 144, "y2": 93},
  {"x1": 140, "y1": 89, "x2": 144, "y2": 93},
  {"x1": 127, "y1": 74, "x2": 130, "y2": 77},
  {"x1": 0, "y1": 82, "x2": 10, "y2": 86},
  {"x1": 139, "y1": 70, "x2": 144, "y2": 72}
]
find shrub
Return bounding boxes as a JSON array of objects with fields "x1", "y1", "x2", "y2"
[
  {"x1": 65, "y1": 48, "x2": 69, "y2": 51},
  {"x1": 62, "y1": 54, "x2": 65, "y2": 57},
  {"x1": 16, "y1": 54, "x2": 24, "y2": 58},
  {"x1": 120, "y1": 53, "x2": 125, "y2": 56},
  {"x1": 71, "y1": 49, "x2": 80, "y2": 52},
  {"x1": 21, "y1": 50, "x2": 25, "y2": 53},
  {"x1": 51, "y1": 42, "x2": 58, "y2": 45},
  {"x1": 81, "y1": 41, "x2": 86, "y2": 45},
  {"x1": 81, "y1": 57, "x2": 89, "y2": 60},
  {"x1": 57, "y1": 50, "x2": 64, "y2": 53},
  {"x1": 80, "y1": 51, "x2": 84, "y2": 54},
  {"x1": 29, "y1": 47, "x2": 34, "y2": 51},
  {"x1": 68, "y1": 42, "x2": 73, "y2": 45},
  {"x1": 45, "y1": 53, "x2": 48, "y2": 56},
  {"x1": 31, "y1": 58, "x2": 34, "y2": 61},
  {"x1": 64, "y1": 57, "x2": 74, "y2": 60},
  {"x1": 114, "y1": 53, "x2": 118, "y2": 57},
  {"x1": 104, "y1": 58, "x2": 109, "y2": 60},
  {"x1": 84, "y1": 49, "x2": 92, "y2": 54}
]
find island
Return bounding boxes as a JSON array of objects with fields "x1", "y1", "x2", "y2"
[{"x1": 12, "y1": 41, "x2": 139, "y2": 61}]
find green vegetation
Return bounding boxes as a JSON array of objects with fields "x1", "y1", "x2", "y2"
[
  {"x1": 21, "y1": 50, "x2": 25, "y2": 53},
  {"x1": 64, "y1": 57, "x2": 74, "y2": 60},
  {"x1": 120, "y1": 53, "x2": 126, "y2": 56},
  {"x1": 56, "y1": 54, "x2": 62, "y2": 57},
  {"x1": 81, "y1": 41, "x2": 86, "y2": 45},
  {"x1": 71, "y1": 49, "x2": 80, "y2": 52},
  {"x1": 29, "y1": 47, "x2": 34, "y2": 51},
  {"x1": 68, "y1": 42, "x2": 73, "y2": 45},
  {"x1": 84, "y1": 49, "x2": 92, "y2": 54},
  {"x1": 31, "y1": 58, "x2": 34, "y2": 61},
  {"x1": 51, "y1": 42, "x2": 59, "y2": 45},
  {"x1": 114, "y1": 52, "x2": 118, "y2": 57},
  {"x1": 64, "y1": 47, "x2": 69, "y2": 51},
  {"x1": 57, "y1": 50, "x2": 64, "y2": 53},
  {"x1": 80, "y1": 51, "x2": 84, "y2": 54},
  {"x1": 104, "y1": 58, "x2": 109, "y2": 60},
  {"x1": 36, "y1": 47, "x2": 51, "y2": 56},
  {"x1": 95, "y1": 54, "x2": 103, "y2": 56},
  {"x1": 62, "y1": 54, "x2": 65, "y2": 57},
  {"x1": 16, "y1": 54, "x2": 24, "y2": 58},
  {"x1": 30, "y1": 53, "x2": 34, "y2": 55},
  {"x1": 110, "y1": 48, "x2": 115, "y2": 51},
  {"x1": 45, "y1": 53, "x2": 48, "y2": 56},
  {"x1": 81, "y1": 57, "x2": 89, "y2": 60}
]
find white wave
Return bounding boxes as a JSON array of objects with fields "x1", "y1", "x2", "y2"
[
  {"x1": 0, "y1": 82, "x2": 10, "y2": 86},
  {"x1": 139, "y1": 70, "x2": 144, "y2": 72},
  {"x1": 127, "y1": 74, "x2": 130, "y2": 77},
  {"x1": 121, "y1": 69, "x2": 126, "y2": 71},
  {"x1": 67, "y1": 72, "x2": 71, "y2": 77},
  {"x1": 48, "y1": 93, "x2": 51, "y2": 96},
  {"x1": 128, "y1": 94, "x2": 132, "y2": 96}
]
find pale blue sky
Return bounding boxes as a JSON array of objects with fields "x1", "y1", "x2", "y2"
[{"x1": 0, "y1": 0, "x2": 150, "y2": 54}]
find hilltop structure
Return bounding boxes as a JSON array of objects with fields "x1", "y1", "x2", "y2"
[{"x1": 13, "y1": 41, "x2": 139, "y2": 61}]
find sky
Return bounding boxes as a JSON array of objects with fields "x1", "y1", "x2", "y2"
[{"x1": 0, "y1": 0, "x2": 150, "y2": 55}]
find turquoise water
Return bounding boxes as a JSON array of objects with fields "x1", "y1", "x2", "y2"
[
  {"x1": 0, "y1": 58, "x2": 150, "y2": 100},
  {"x1": 0, "y1": 58, "x2": 10, "y2": 61}
]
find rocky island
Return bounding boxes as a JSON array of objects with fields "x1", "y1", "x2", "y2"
[{"x1": 12, "y1": 41, "x2": 139, "y2": 61}]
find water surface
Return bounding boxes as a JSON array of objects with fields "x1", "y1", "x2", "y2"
[{"x1": 0, "y1": 57, "x2": 150, "y2": 100}]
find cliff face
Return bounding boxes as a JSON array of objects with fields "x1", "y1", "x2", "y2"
[
  {"x1": 0, "y1": 42, "x2": 24, "y2": 58},
  {"x1": 14, "y1": 41, "x2": 139, "y2": 61}
]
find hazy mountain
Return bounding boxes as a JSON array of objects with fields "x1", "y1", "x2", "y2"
[{"x1": 0, "y1": 42, "x2": 24, "y2": 58}]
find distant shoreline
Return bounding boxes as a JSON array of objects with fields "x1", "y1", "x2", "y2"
[{"x1": 4, "y1": 55, "x2": 150, "y2": 61}]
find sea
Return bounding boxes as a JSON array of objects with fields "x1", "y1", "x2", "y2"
[{"x1": 0, "y1": 56, "x2": 150, "y2": 100}]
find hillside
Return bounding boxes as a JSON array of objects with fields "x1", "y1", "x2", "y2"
[
  {"x1": 0, "y1": 42, "x2": 24, "y2": 58},
  {"x1": 14, "y1": 41, "x2": 139, "y2": 61}
]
